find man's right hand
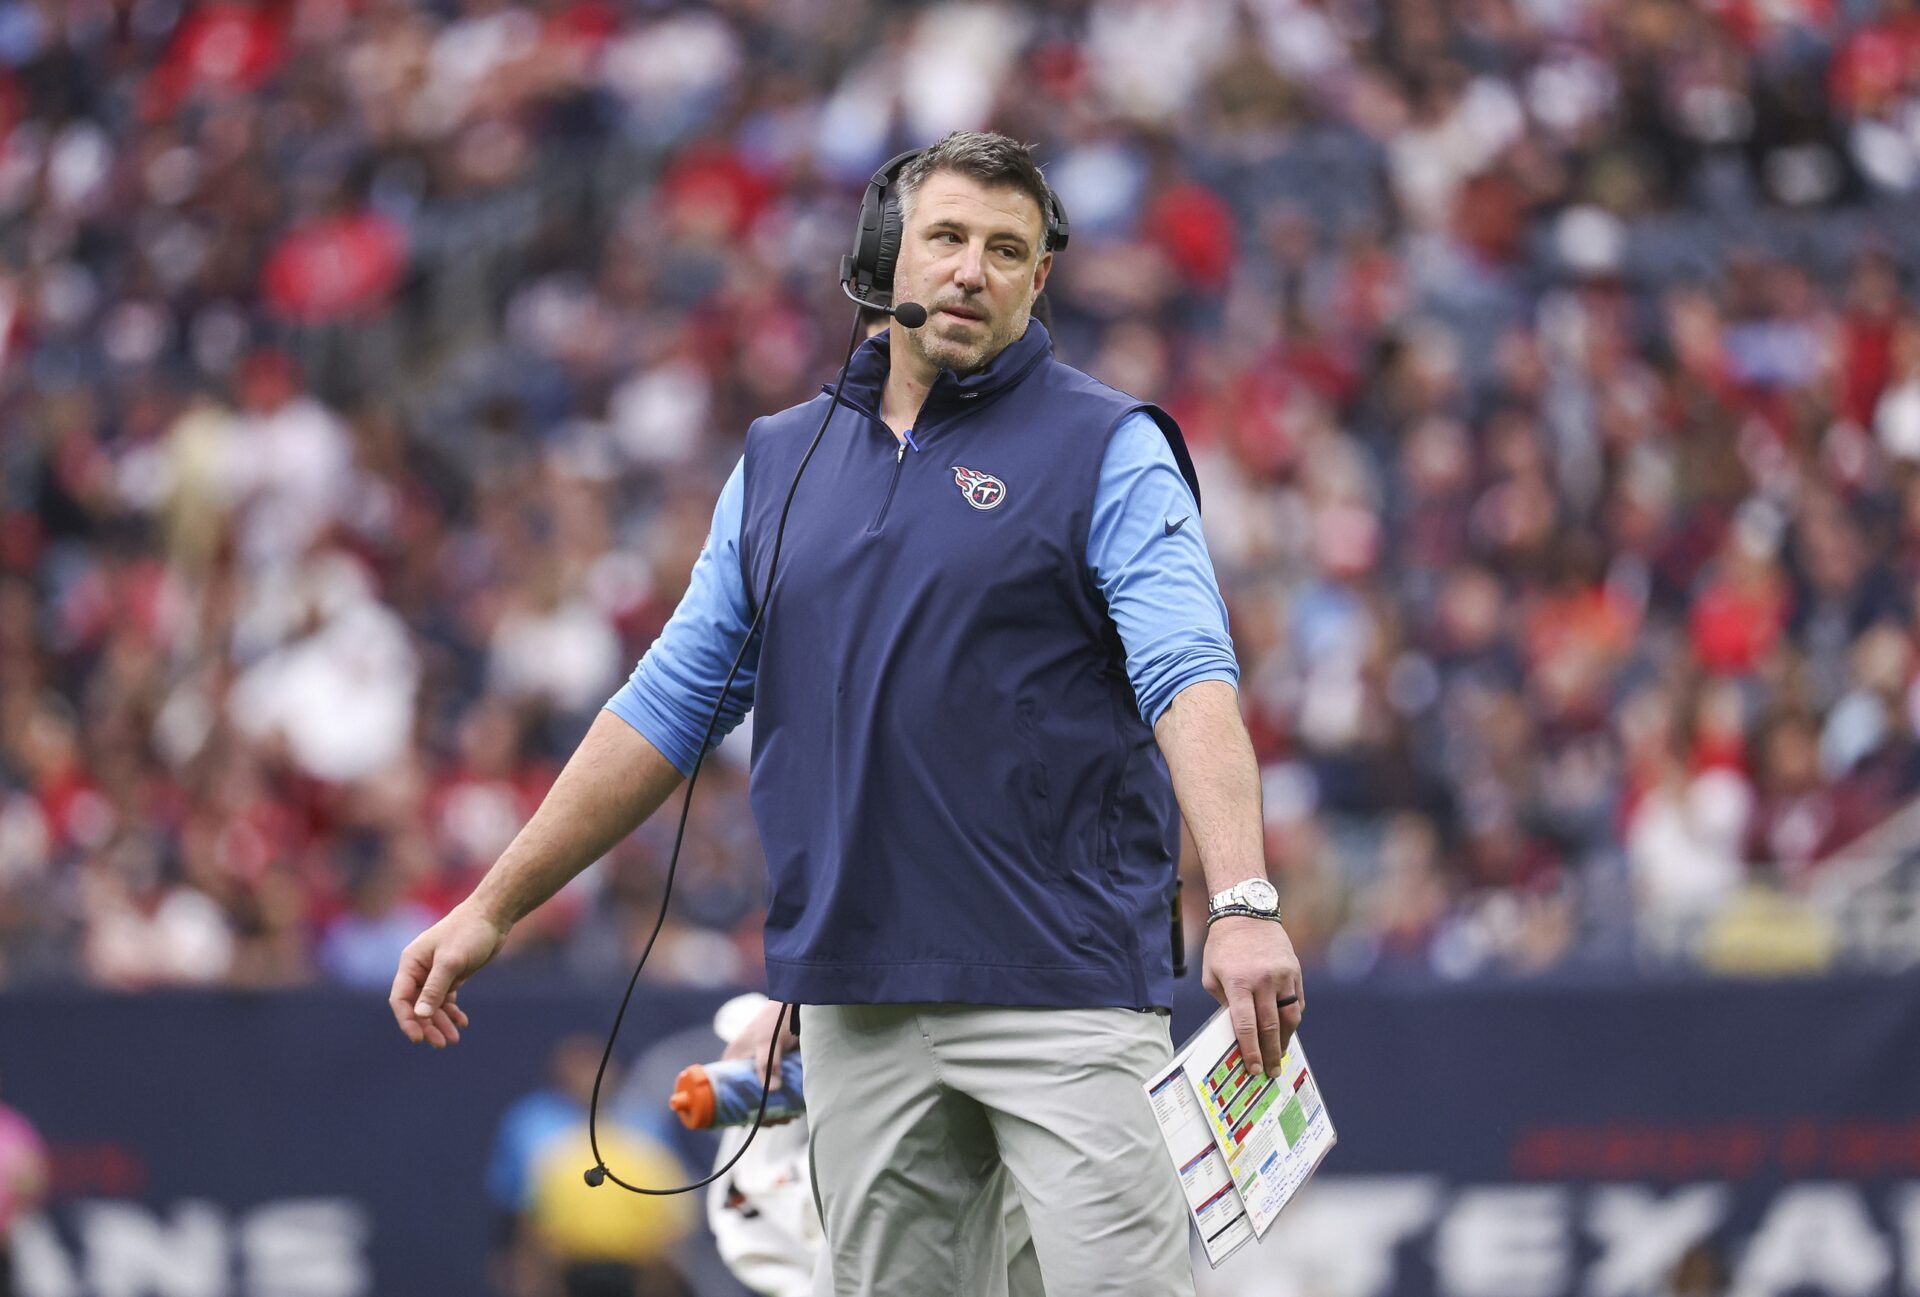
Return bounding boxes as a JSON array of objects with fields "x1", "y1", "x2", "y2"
[
  {"x1": 721, "y1": 999, "x2": 801, "y2": 1089},
  {"x1": 389, "y1": 902, "x2": 507, "y2": 1048}
]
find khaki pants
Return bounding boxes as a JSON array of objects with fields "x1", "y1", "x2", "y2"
[{"x1": 804, "y1": 1004, "x2": 1196, "y2": 1297}]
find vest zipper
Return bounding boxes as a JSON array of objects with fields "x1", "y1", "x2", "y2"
[{"x1": 867, "y1": 438, "x2": 908, "y2": 534}]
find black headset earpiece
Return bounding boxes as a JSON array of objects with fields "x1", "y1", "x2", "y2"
[
  {"x1": 1043, "y1": 185, "x2": 1070, "y2": 254},
  {"x1": 841, "y1": 149, "x2": 921, "y2": 309},
  {"x1": 873, "y1": 183, "x2": 906, "y2": 297},
  {"x1": 840, "y1": 147, "x2": 1071, "y2": 309}
]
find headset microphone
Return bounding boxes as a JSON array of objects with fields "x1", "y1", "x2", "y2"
[{"x1": 840, "y1": 279, "x2": 926, "y2": 328}]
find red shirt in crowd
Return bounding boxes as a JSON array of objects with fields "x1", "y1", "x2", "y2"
[{"x1": 261, "y1": 210, "x2": 408, "y2": 324}]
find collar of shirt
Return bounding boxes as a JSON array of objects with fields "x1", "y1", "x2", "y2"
[{"x1": 823, "y1": 318, "x2": 1053, "y2": 425}]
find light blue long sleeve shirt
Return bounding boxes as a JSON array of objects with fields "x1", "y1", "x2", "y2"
[{"x1": 607, "y1": 411, "x2": 1237, "y2": 776}]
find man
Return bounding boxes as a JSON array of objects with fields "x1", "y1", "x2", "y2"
[{"x1": 391, "y1": 132, "x2": 1304, "y2": 1296}]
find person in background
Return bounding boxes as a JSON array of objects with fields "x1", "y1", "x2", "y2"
[
  {"x1": 0, "y1": 1078, "x2": 48, "y2": 1297},
  {"x1": 485, "y1": 1037, "x2": 694, "y2": 1297},
  {"x1": 701, "y1": 994, "x2": 819, "y2": 1297}
]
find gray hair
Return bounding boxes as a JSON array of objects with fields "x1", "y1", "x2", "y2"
[{"x1": 896, "y1": 132, "x2": 1057, "y2": 246}]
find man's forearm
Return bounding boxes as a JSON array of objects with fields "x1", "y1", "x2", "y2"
[
  {"x1": 1158, "y1": 678, "x2": 1305, "y2": 1072},
  {"x1": 1152, "y1": 678, "x2": 1267, "y2": 894},
  {"x1": 467, "y1": 710, "x2": 687, "y2": 929}
]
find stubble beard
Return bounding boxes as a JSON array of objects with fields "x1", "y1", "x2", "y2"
[{"x1": 911, "y1": 301, "x2": 1030, "y2": 376}]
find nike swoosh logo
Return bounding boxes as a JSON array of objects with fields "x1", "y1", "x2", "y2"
[{"x1": 1165, "y1": 516, "x2": 1190, "y2": 537}]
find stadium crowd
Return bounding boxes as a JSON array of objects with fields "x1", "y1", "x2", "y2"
[{"x1": 2, "y1": 0, "x2": 1919, "y2": 991}]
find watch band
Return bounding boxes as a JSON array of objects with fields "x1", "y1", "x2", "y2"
[{"x1": 1206, "y1": 904, "x2": 1282, "y2": 925}]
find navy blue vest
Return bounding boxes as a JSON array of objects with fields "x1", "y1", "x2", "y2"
[{"x1": 738, "y1": 321, "x2": 1196, "y2": 1010}]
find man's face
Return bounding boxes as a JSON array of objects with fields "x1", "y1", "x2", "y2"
[{"x1": 893, "y1": 169, "x2": 1052, "y2": 374}]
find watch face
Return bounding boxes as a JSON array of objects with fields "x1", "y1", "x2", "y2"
[{"x1": 1242, "y1": 879, "x2": 1280, "y2": 913}]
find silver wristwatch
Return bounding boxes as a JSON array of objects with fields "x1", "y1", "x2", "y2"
[{"x1": 1207, "y1": 878, "x2": 1281, "y2": 923}]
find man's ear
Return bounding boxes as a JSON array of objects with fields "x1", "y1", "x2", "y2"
[{"x1": 1032, "y1": 250, "x2": 1053, "y2": 298}]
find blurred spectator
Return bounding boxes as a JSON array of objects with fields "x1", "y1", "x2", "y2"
[
  {"x1": 1, "y1": 0, "x2": 1919, "y2": 991},
  {"x1": 485, "y1": 1036, "x2": 694, "y2": 1297},
  {"x1": 0, "y1": 1076, "x2": 47, "y2": 1297},
  {"x1": 318, "y1": 827, "x2": 436, "y2": 988}
]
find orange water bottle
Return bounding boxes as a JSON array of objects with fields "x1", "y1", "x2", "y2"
[{"x1": 669, "y1": 1054, "x2": 808, "y2": 1129}]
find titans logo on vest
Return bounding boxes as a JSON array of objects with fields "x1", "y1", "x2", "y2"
[{"x1": 951, "y1": 465, "x2": 1006, "y2": 510}]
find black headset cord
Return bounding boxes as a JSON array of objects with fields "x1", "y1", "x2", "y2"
[{"x1": 582, "y1": 308, "x2": 870, "y2": 1194}]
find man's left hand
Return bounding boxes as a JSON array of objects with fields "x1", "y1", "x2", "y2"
[{"x1": 1201, "y1": 916, "x2": 1304, "y2": 1078}]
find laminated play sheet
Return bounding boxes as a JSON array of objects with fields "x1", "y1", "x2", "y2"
[{"x1": 1144, "y1": 1008, "x2": 1336, "y2": 1266}]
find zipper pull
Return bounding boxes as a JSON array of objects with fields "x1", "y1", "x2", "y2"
[{"x1": 896, "y1": 441, "x2": 906, "y2": 464}]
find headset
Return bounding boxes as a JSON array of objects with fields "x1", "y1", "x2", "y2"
[
  {"x1": 582, "y1": 147, "x2": 1096, "y2": 1195},
  {"x1": 840, "y1": 147, "x2": 1070, "y2": 320}
]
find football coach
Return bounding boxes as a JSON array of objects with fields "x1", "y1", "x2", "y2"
[{"x1": 391, "y1": 131, "x2": 1305, "y2": 1296}]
